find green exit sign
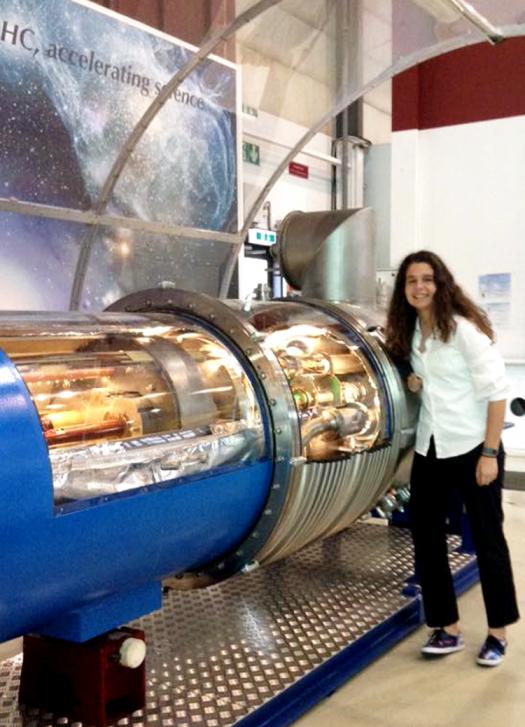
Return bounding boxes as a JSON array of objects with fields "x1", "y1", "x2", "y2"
[{"x1": 243, "y1": 141, "x2": 260, "y2": 166}]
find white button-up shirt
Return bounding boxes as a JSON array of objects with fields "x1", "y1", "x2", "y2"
[{"x1": 410, "y1": 315, "x2": 508, "y2": 459}]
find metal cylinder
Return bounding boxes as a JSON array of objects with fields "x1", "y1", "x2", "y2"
[
  {"x1": 0, "y1": 289, "x2": 417, "y2": 645},
  {"x1": 277, "y1": 208, "x2": 376, "y2": 304}
]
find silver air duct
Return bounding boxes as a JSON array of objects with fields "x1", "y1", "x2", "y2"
[{"x1": 276, "y1": 208, "x2": 376, "y2": 304}]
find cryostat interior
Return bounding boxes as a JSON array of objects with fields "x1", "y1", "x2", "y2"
[
  {"x1": 0, "y1": 314, "x2": 265, "y2": 505},
  {"x1": 245, "y1": 301, "x2": 386, "y2": 461}
]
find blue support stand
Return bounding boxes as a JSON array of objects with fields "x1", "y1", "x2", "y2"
[{"x1": 38, "y1": 582, "x2": 162, "y2": 643}]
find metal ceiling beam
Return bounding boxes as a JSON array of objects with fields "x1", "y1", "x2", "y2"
[
  {"x1": 437, "y1": 0, "x2": 505, "y2": 44},
  {"x1": 0, "y1": 198, "x2": 241, "y2": 244}
]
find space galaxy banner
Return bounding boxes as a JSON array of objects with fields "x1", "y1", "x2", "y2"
[{"x1": 0, "y1": 0, "x2": 239, "y2": 310}]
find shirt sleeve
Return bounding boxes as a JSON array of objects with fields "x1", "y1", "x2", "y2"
[{"x1": 453, "y1": 317, "x2": 508, "y2": 401}]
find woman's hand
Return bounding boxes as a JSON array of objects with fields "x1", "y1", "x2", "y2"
[
  {"x1": 407, "y1": 373, "x2": 423, "y2": 393},
  {"x1": 476, "y1": 455, "x2": 498, "y2": 486}
]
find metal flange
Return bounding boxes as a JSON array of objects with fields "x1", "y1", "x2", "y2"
[
  {"x1": 298, "y1": 298, "x2": 418, "y2": 456},
  {"x1": 108, "y1": 288, "x2": 301, "y2": 582}
]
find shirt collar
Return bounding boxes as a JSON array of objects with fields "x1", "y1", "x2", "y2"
[{"x1": 414, "y1": 317, "x2": 421, "y2": 340}]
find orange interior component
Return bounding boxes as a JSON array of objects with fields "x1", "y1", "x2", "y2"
[{"x1": 43, "y1": 416, "x2": 128, "y2": 447}]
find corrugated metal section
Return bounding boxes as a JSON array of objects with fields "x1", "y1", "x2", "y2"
[{"x1": 257, "y1": 445, "x2": 398, "y2": 563}]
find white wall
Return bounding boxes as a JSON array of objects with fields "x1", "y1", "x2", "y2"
[
  {"x1": 364, "y1": 143, "x2": 391, "y2": 269},
  {"x1": 505, "y1": 363, "x2": 525, "y2": 470},
  {"x1": 242, "y1": 109, "x2": 334, "y2": 229},
  {"x1": 363, "y1": 100, "x2": 392, "y2": 145},
  {"x1": 239, "y1": 109, "x2": 334, "y2": 297},
  {"x1": 391, "y1": 116, "x2": 525, "y2": 360},
  {"x1": 390, "y1": 117, "x2": 525, "y2": 460},
  {"x1": 237, "y1": 253, "x2": 269, "y2": 300}
]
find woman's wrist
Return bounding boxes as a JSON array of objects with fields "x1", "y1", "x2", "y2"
[{"x1": 481, "y1": 445, "x2": 498, "y2": 458}]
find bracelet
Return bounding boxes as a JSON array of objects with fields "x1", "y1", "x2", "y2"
[{"x1": 481, "y1": 446, "x2": 498, "y2": 458}]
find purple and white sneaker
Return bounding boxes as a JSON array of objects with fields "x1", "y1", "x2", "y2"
[
  {"x1": 476, "y1": 635, "x2": 506, "y2": 667},
  {"x1": 421, "y1": 628, "x2": 465, "y2": 656}
]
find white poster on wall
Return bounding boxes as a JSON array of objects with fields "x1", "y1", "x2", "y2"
[{"x1": 478, "y1": 272, "x2": 511, "y2": 329}]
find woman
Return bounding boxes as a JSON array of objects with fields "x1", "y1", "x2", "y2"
[{"x1": 385, "y1": 250, "x2": 519, "y2": 667}]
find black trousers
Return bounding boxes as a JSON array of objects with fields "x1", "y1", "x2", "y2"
[{"x1": 410, "y1": 438, "x2": 519, "y2": 629}]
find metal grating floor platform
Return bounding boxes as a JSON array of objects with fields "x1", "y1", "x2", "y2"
[{"x1": 0, "y1": 521, "x2": 475, "y2": 727}]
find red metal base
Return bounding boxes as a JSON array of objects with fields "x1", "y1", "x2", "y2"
[{"x1": 19, "y1": 627, "x2": 146, "y2": 727}]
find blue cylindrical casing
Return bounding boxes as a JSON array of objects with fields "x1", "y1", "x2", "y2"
[{"x1": 0, "y1": 348, "x2": 272, "y2": 642}]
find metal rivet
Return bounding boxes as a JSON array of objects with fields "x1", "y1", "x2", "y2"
[
  {"x1": 264, "y1": 509, "x2": 272, "y2": 515},
  {"x1": 273, "y1": 483, "x2": 281, "y2": 490},
  {"x1": 270, "y1": 399, "x2": 276, "y2": 406},
  {"x1": 275, "y1": 427, "x2": 282, "y2": 434}
]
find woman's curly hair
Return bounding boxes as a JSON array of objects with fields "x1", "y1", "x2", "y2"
[{"x1": 385, "y1": 250, "x2": 493, "y2": 359}]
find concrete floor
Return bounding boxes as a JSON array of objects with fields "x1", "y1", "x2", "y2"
[
  {"x1": 1, "y1": 491, "x2": 523, "y2": 726},
  {"x1": 295, "y1": 489, "x2": 525, "y2": 727}
]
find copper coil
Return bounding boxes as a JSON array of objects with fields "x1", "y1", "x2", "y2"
[{"x1": 43, "y1": 416, "x2": 127, "y2": 446}]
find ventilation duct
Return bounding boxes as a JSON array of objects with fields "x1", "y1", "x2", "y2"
[{"x1": 276, "y1": 208, "x2": 376, "y2": 304}]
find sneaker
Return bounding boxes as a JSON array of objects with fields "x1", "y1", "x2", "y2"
[
  {"x1": 476, "y1": 635, "x2": 506, "y2": 667},
  {"x1": 421, "y1": 628, "x2": 465, "y2": 656}
]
